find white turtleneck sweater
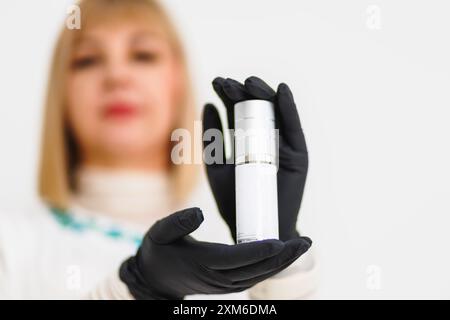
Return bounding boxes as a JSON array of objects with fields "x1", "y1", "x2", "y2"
[{"x1": 0, "y1": 169, "x2": 316, "y2": 300}]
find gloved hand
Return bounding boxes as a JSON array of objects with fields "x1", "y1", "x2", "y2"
[
  {"x1": 119, "y1": 207, "x2": 311, "y2": 300},
  {"x1": 203, "y1": 76, "x2": 308, "y2": 243}
]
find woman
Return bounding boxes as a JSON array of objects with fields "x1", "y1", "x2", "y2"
[{"x1": 0, "y1": 0, "x2": 315, "y2": 299}]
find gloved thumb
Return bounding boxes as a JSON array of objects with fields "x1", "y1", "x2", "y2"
[
  {"x1": 148, "y1": 207, "x2": 204, "y2": 245},
  {"x1": 202, "y1": 103, "x2": 227, "y2": 167}
]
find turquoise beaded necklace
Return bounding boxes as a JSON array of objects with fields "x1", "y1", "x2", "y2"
[{"x1": 50, "y1": 207, "x2": 143, "y2": 247}]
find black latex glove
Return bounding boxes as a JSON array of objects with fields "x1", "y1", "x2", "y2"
[
  {"x1": 203, "y1": 76, "x2": 308, "y2": 243},
  {"x1": 119, "y1": 207, "x2": 311, "y2": 300}
]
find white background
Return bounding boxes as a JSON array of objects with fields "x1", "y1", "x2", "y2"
[{"x1": 1, "y1": 0, "x2": 450, "y2": 298}]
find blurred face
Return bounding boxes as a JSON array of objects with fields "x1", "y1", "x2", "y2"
[{"x1": 66, "y1": 19, "x2": 182, "y2": 170}]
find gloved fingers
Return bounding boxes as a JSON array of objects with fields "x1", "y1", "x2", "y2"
[
  {"x1": 194, "y1": 264, "x2": 237, "y2": 293},
  {"x1": 197, "y1": 264, "x2": 261, "y2": 293},
  {"x1": 148, "y1": 207, "x2": 204, "y2": 245},
  {"x1": 243, "y1": 76, "x2": 281, "y2": 150},
  {"x1": 276, "y1": 83, "x2": 307, "y2": 152},
  {"x1": 220, "y1": 77, "x2": 307, "y2": 154},
  {"x1": 202, "y1": 103, "x2": 223, "y2": 133},
  {"x1": 201, "y1": 239, "x2": 284, "y2": 270},
  {"x1": 212, "y1": 77, "x2": 236, "y2": 129},
  {"x1": 222, "y1": 78, "x2": 252, "y2": 102},
  {"x1": 212, "y1": 77, "x2": 234, "y2": 109},
  {"x1": 202, "y1": 103, "x2": 227, "y2": 166},
  {"x1": 278, "y1": 143, "x2": 308, "y2": 174},
  {"x1": 221, "y1": 78, "x2": 252, "y2": 129},
  {"x1": 217, "y1": 237, "x2": 311, "y2": 283},
  {"x1": 233, "y1": 250, "x2": 303, "y2": 289},
  {"x1": 244, "y1": 76, "x2": 276, "y2": 101}
]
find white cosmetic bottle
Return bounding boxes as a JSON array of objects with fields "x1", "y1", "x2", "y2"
[{"x1": 234, "y1": 99, "x2": 279, "y2": 243}]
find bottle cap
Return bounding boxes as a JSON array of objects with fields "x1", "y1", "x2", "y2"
[{"x1": 234, "y1": 100, "x2": 277, "y2": 165}]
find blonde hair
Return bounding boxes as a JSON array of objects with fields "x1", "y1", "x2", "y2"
[{"x1": 38, "y1": 0, "x2": 198, "y2": 210}]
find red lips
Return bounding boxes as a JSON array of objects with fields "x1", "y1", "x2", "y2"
[{"x1": 103, "y1": 102, "x2": 138, "y2": 119}]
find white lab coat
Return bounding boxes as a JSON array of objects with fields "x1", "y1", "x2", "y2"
[{"x1": 0, "y1": 169, "x2": 316, "y2": 299}]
